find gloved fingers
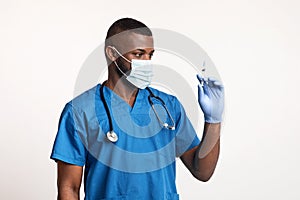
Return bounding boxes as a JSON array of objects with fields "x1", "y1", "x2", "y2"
[
  {"x1": 209, "y1": 83, "x2": 224, "y2": 98},
  {"x1": 207, "y1": 77, "x2": 224, "y2": 88},
  {"x1": 197, "y1": 74, "x2": 209, "y2": 85},
  {"x1": 213, "y1": 89, "x2": 224, "y2": 100},
  {"x1": 211, "y1": 80, "x2": 223, "y2": 87},
  {"x1": 206, "y1": 78, "x2": 224, "y2": 98},
  {"x1": 207, "y1": 77, "x2": 218, "y2": 82},
  {"x1": 203, "y1": 81, "x2": 224, "y2": 99},
  {"x1": 196, "y1": 74, "x2": 204, "y2": 85},
  {"x1": 198, "y1": 84, "x2": 205, "y2": 99},
  {"x1": 202, "y1": 82, "x2": 211, "y2": 97},
  {"x1": 197, "y1": 74, "x2": 223, "y2": 98}
]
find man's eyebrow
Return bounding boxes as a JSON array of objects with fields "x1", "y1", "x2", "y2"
[
  {"x1": 134, "y1": 49, "x2": 155, "y2": 54},
  {"x1": 135, "y1": 49, "x2": 146, "y2": 52}
]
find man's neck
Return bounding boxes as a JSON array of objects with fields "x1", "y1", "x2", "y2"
[{"x1": 105, "y1": 77, "x2": 138, "y2": 107}]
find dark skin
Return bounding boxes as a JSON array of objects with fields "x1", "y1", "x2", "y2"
[{"x1": 57, "y1": 32, "x2": 221, "y2": 199}]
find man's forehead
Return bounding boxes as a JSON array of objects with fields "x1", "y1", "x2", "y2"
[{"x1": 109, "y1": 32, "x2": 154, "y2": 53}]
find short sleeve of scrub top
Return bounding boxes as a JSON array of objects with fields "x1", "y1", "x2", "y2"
[
  {"x1": 173, "y1": 97, "x2": 200, "y2": 157},
  {"x1": 50, "y1": 103, "x2": 87, "y2": 166}
]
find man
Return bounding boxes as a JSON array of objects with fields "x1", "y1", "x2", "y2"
[{"x1": 51, "y1": 18, "x2": 224, "y2": 200}]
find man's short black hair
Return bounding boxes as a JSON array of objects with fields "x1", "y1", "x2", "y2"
[
  {"x1": 106, "y1": 18, "x2": 152, "y2": 40},
  {"x1": 105, "y1": 18, "x2": 152, "y2": 49}
]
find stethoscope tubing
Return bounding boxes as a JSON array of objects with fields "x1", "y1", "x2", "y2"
[{"x1": 100, "y1": 83, "x2": 175, "y2": 142}]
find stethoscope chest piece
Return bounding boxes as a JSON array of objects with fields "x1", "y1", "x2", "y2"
[{"x1": 107, "y1": 131, "x2": 118, "y2": 142}]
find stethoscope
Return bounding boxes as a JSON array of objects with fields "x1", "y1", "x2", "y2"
[{"x1": 100, "y1": 83, "x2": 176, "y2": 143}]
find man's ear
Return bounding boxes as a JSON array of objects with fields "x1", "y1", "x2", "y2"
[{"x1": 105, "y1": 46, "x2": 118, "y2": 61}]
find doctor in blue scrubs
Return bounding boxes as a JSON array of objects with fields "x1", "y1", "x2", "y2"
[{"x1": 51, "y1": 18, "x2": 224, "y2": 200}]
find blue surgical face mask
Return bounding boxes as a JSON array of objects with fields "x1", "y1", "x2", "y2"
[{"x1": 110, "y1": 46, "x2": 154, "y2": 89}]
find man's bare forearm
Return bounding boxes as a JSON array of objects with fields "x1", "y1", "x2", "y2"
[
  {"x1": 58, "y1": 187, "x2": 79, "y2": 200},
  {"x1": 193, "y1": 122, "x2": 221, "y2": 181},
  {"x1": 57, "y1": 161, "x2": 83, "y2": 200}
]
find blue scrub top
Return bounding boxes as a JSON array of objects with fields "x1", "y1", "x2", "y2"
[{"x1": 51, "y1": 84, "x2": 200, "y2": 200}]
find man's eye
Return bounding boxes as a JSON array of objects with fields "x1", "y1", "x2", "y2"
[{"x1": 134, "y1": 53, "x2": 142, "y2": 57}]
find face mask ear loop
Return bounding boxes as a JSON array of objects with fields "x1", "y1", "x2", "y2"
[{"x1": 109, "y1": 46, "x2": 132, "y2": 63}]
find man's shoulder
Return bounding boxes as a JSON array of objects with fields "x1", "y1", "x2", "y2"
[{"x1": 67, "y1": 84, "x2": 100, "y2": 111}]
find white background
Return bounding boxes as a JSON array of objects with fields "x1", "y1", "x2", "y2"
[{"x1": 1, "y1": 0, "x2": 300, "y2": 199}]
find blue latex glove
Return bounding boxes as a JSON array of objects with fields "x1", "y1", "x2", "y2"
[{"x1": 197, "y1": 74, "x2": 224, "y2": 123}]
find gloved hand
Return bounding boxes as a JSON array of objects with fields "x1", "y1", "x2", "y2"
[{"x1": 197, "y1": 74, "x2": 224, "y2": 123}]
